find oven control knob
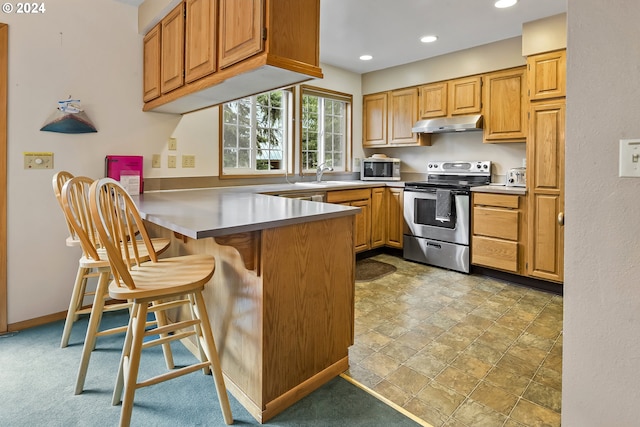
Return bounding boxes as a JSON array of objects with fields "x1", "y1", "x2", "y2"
[
  {"x1": 483, "y1": 164, "x2": 488, "y2": 169},
  {"x1": 476, "y1": 164, "x2": 481, "y2": 168},
  {"x1": 428, "y1": 164, "x2": 433, "y2": 168}
]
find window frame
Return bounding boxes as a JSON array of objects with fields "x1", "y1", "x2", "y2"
[
  {"x1": 299, "y1": 85, "x2": 353, "y2": 177},
  {"x1": 218, "y1": 87, "x2": 295, "y2": 178}
]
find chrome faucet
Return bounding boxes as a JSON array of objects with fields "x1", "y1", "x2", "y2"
[{"x1": 316, "y1": 162, "x2": 333, "y2": 182}]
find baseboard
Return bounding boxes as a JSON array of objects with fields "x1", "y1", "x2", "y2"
[
  {"x1": 7, "y1": 299, "x2": 127, "y2": 332},
  {"x1": 471, "y1": 266, "x2": 563, "y2": 296}
]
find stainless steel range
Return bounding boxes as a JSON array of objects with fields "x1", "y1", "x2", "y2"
[{"x1": 403, "y1": 161, "x2": 491, "y2": 273}]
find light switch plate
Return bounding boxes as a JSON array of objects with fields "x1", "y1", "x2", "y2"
[
  {"x1": 619, "y1": 139, "x2": 640, "y2": 177},
  {"x1": 168, "y1": 137, "x2": 177, "y2": 151},
  {"x1": 167, "y1": 155, "x2": 176, "y2": 168},
  {"x1": 182, "y1": 155, "x2": 195, "y2": 168},
  {"x1": 151, "y1": 154, "x2": 161, "y2": 168},
  {"x1": 24, "y1": 152, "x2": 54, "y2": 169}
]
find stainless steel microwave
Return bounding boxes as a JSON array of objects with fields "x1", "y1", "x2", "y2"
[{"x1": 361, "y1": 157, "x2": 401, "y2": 181}]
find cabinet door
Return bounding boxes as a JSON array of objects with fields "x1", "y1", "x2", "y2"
[
  {"x1": 483, "y1": 67, "x2": 527, "y2": 142},
  {"x1": 419, "y1": 82, "x2": 447, "y2": 118},
  {"x1": 363, "y1": 93, "x2": 387, "y2": 147},
  {"x1": 527, "y1": 101, "x2": 565, "y2": 282},
  {"x1": 185, "y1": 0, "x2": 217, "y2": 83},
  {"x1": 143, "y1": 24, "x2": 161, "y2": 102},
  {"x1": 219, "y1": 0, "x2": 264, "y2": 69},
  {"x1": 449, "y1": 76, "x2": 482, "y2": 116},
  {"x1": 388, "y1": 88, "x2": 418, "y2": 145},
  {"x1": 351, "y1": 199, "x2": 371, "y2": 253},
  {"x1": 528, "y1": 50, "x2": 566, "y2": 101},
  {"x1": 385, "y1": 188, "x2": 404, "y2": 248},
  {"x1": 370, "y1": 188, "x2": 385, "y2": 248},
  {"x1": 161, "y1": 3, "x2": 185, "y2": 94}
]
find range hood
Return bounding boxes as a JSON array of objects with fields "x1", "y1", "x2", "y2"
[{"x1": 412, "y1": 114, "x2": 483, "y2": 134}]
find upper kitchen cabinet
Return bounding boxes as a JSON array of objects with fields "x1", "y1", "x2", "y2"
[
  {"x1": 449, "y1": 76, "x2": 482, "y2": 116},
  {"x1": 527, "y1": 49, "x2": 566, "y2": 102},
  {"x1": 363, "y1": 88, "x2": 430, "y2": 148},
  {"x1": 417, "y1": 76, "x2": 481, "y2": 119},
  {"x1": 482, "y1": 67, "x2": 527, "y2": 143},
  {"x1": 388, "y1": 88, "x2": 419, "y2": 145},
  {"x1": 218, "y1": 0, "x2": 262, "y2": 68},
  {"x1": 160, "y1": 2, "x2": 185, "y2": 94},
  {"x1": 363, "y1": 92, "x2": 387, "y2": 147},
  {"x1": 143, "y1": 0, "x2": 323, "y2": 114},
  {"x1": 418, "y1": 82, "x2": 447, "y2": 119},
  {"x1": 185, "y1": 0, "x2": 217, "y2": 83},
  {"x1": 143, "y1": 24, "x2": 161, "y2": 102}
]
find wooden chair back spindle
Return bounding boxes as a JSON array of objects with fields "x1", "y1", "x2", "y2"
[{"x1": 90, "y1": 178, "x2": 157, "y2": 290}]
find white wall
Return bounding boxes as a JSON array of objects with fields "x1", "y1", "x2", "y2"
[
  {"x1": 563, "y1": 1, "x2": 640, "y2": 425},
  {"x1": 4, "y1": 0, "x2": 181, "y2": 323}
]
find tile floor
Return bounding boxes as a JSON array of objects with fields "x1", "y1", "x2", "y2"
[{"x1": 344, "y1": 253, "x2": 563, "y2": 427}]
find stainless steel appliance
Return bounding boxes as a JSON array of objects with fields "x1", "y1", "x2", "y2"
[
  {"x1": 361, "y1": 156, "x2": 401, "y2": 181},
  {"x1": 403, "y1": 160, "x2": 491, "y2": 273},
  {"x1": 506, "y1": 167, "x2": 526, "y2": 187}
]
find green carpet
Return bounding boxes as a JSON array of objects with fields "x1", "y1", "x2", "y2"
[{"x1": 0, "y1": 312, "x2": 420, "y2": 426}]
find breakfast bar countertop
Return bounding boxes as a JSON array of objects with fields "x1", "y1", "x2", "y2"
[{"x1": 131, "y1": 179, "x2": 409, "y2": 239}]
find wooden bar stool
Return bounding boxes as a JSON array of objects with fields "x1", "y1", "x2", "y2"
[
  {"x1": 59, "y1": 176, "x2": 172, "y2": 395},
  {"x1": 89, "y1": 177, "x2": 233, "y2": 427}
]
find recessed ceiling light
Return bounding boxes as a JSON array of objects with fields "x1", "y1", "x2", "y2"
[
  {"x1": 420, "y1": 35, "x2": 438, "y2": 43},
  {"x1": 359, "y1": 55, "x2": 373, "y2": 61},
  {"x1": 495, "y1": 0, "x2": 517, "y2": 8}
]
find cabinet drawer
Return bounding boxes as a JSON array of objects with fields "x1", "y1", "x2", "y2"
[
  {"x1": 474, "y1": 193, "x2": 519, "y2": 209},
  {"x1": 473, "y1": 207, "x2": 519, "y2": 240},
  {"x1": 326, "y1": 188, "x2": 371, "y2": 204},
  {"x1": 472, "y1": 236, "x2": 518, "y2": 272}
]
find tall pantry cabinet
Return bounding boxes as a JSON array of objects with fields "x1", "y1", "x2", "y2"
[{"x1": 526, "y1": 49, "x2": 566, "y2": 283}]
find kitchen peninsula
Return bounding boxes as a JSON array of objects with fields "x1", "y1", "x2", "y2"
[{"x1": 134, "y1": 185, "x2": 360, "y2": 423}]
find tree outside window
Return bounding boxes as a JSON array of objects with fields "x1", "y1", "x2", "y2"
[
  {"x1": 222, "y1": 89, "x2": 291, "y2": 174},
  {"x1": 301, "y1": 87, "x2": 351, "y2": 173}
]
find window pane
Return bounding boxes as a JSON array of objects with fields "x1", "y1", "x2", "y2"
[{"x1": 222, "y1": 89, "x2": 289, "y2": 174}]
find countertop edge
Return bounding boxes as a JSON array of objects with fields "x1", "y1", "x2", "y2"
[{"x1": 471, "y1": 185, "x2": 527, "y2": 195}]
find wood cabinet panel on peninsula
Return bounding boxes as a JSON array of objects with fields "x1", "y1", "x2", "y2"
[
  {"x1": 143, "y1": 0, "x2": 323, "y2": 114},
  {"x1": 144, "y1": 214, "x2": 355, "y2": 423}
]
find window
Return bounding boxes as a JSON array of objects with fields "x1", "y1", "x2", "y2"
[
  {"x1": 301, "y1": 86, "x2": 352, "y2": 173},
  {"x1": 221, "y1": 89, "x2": 293, "y2": 175}
]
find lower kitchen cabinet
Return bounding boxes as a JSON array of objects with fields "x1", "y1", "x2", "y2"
[
  {"x1": 472, "y1": 192, "x2": 526, "y2": 274},
  {"x1": 327, "y1": 186, "x2": 404, "y2": 253},
  {"x1": 327, "y1": 188, "x2": 372, "y2": 253},
  {"x1": 371, "y1": 187, "x2": 385, "y2": 248},
  {"x1": 385, "y1": 187, "x2": 404, "y2": 248}
]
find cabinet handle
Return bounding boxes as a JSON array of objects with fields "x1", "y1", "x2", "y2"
[{"x1": 557, "y1": 212, "x2": 565, "y2": 226}]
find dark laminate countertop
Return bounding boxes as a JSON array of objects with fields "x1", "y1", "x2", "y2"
[{"x1": 134, "y1": 180, "x2": 402, "y2": 239}]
